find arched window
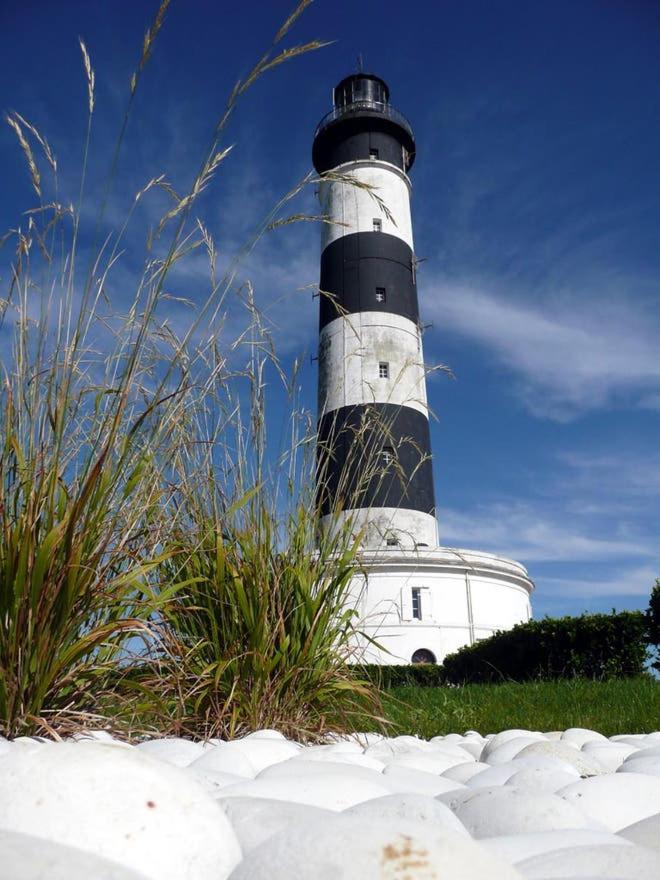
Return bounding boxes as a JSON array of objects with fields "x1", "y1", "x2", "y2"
[{"x1": 411, "y1": 648, "x2": 436, "y2": 665}]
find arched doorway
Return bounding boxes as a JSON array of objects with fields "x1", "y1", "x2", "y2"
[{"x1": 411, "y1": 648, "x2": 436, "y2": 664}]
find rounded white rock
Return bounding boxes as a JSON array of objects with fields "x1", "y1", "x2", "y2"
[
  {"x1": 558, "y1": 774, "x2": 660, "y2": 830},
  {"x1": 442, "y1": 761, "x2": 492, "y2": 783},
  {"x1": 227, "y1": 814, "x2": 524, "y2": 880},
  {"x1": 135, "y1": 737, "x2": 208, "y2": 767},
  {"x1": 481, "y1": 829, "x2": 633, "y2": 865},
  {"x1": 515, "y1": 741, "x2": 605, "y2": 777},
  {"x1": 448, "y1": 786, "x2": 602, "y2": 838},
  {"x1": 506, "y1": 768, "x2": 586, "y2": 794},
  {"x1": 343, "y1": 792, "x2": 470, "y2": 836},
  {"x1": 218, "y1": 771, "x2": 391, "y2": 810},
  {"x1": 0, "y1": 829, "x2": 150, "y2": 880},
  {"x1": 189, "y1": 742, "x2": 257, "y2": 778},
  {"x1": 617, "y1": 757, "x2": 660, "y2": 778},
  {"x1": 515, "y1": 843, "x2": 660, "y2": 879},
  {"x1": 484, "y1": 737, "x2": 552, "y2": 766},
  {"x1": 618, "y1": 812, "x2": 660, "y2": 851},
  {"x1": 580, "y1": 741, "x2": 638, "y2": 773},
  {"x1": 217, "y1": 795, "x2": 332, "y2": 853},
  {"x1": 0, "y1": 741, "x2": 241, "y2": 880},
  {"x1": 560, "y1": 728, "x2": 608, "y2": 749},
  {"x1": 381, "y1": 764, "x2": 467, "y2": 797},
  {"x1": 480, "y1": 731, "x2": 546, "y2": 762}
]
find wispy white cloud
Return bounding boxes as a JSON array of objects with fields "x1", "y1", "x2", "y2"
[
  {"x1": 439, "y1": 501, "x2": 656, "y2": 565},
  {"x1": 539, "y1": 565, "x2": 657, "y2": 598},
  {"x1": 422, "y1": 278, "x2": 660, "y2": 420}
]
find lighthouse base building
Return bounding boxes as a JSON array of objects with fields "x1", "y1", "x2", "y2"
[
  {"x1": 312, "y1": 74, "x2": 533, "y2": 665},
  {"x1": 345, "y1": 547, "x2": 533, "y2": 666}
]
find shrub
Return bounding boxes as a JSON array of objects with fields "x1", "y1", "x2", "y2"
[
  {"x1": 441, "y1": 611, "x2": 649, "y2": 684},
  {"x1": 647, "y1": 579, "x2": 660, "y2": 672},
  {"x1": 355, "y1": 664, "x2": 447, "y2": 689}
]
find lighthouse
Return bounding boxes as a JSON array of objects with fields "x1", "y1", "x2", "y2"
[{"x1": 313, "y1": 74, "x2": 534, "y2": 665}]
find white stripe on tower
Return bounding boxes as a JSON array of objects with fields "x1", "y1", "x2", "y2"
[{"x1": 313, "y1": 73, "x2": 438, "y2": 551}]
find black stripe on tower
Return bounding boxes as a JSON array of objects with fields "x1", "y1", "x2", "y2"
[
  {"x1": 316, "y1": 403, "x2": 435, "y2": 517},
  {"x1": 319, "y1": 232, "x2": 419, "y2": 330}
]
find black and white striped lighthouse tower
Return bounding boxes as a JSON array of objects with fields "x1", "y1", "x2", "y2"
[{"x1": 313, "y1": 73, "x2": 439, "y2": 552}]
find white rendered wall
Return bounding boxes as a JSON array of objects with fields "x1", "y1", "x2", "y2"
[
  {"x1": 318, "y1": 312, "x2": 428, "y2": 417},
  {"x1": 319, "y1": 161, "x2": 413, "y2": 251},
  {"x1": 322, "y1": 507, "x2": 439, "y2": 553},
  {"x1": 346, "y1": 547, "x2": 534, "y2": 665}
]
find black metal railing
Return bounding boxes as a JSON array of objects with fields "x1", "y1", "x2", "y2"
[{"x1": 314, "y1": 100, "x2": 414, "y2": 141}]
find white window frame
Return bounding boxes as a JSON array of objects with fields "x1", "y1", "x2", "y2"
[
  {"x1": 373, "y1": 218, "x2": 382, "y2": 233},
  {"x1": 378, "y1": 361, "x2": 389, "y2": 379}
]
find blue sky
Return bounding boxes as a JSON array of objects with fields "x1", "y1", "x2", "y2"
[{"x1": 1, "y1": 0, "x2": 659, "y2": 618}]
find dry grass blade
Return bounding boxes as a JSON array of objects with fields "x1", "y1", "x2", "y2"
[
  {"x1": 12, "y1": 112, "x2": 57, "y2": 173},
  {"x1": 6, "y1": 114, "x2": 41, "y2": 197},
  {"x1": 78, "y1": 38, "x2": 95, "y2": 114},
  {"x1": 274, "y1": 0, "x2": 314, "y2": 44},
  {"x1": 130, "y1": 0, "x2": 171, "y2": 94}
]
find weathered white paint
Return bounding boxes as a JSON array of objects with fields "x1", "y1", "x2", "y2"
[
  {"x1": 318, "y1": 312, "x2": 427, "y2": 417},
  {"x1": 322, "y1": 507, "x2": 439, "y2": 553},
  {"x1": 319, "y1": 161, "x2": 413, "y2": 251},
  {"x1": 344, "y1": 546, "x2": 534, "y2": 665}
]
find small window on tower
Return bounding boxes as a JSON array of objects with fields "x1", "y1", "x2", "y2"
[
  {"x1": 381, "y1": 446, "x2": 394, "y2": 466},
  {"x1": 373, "y1": 218, "x2": 382, "y2": 233},
  {"x1": 370, "y1": 148, "x2": 379, "y2": 160},
  {"x1": 411, "y1": 587, "x2": 422, "y2": 620},
  {"x1": 386, "y1": 534, "x2": 399, "y2": 546},
  {"x1": 375, "y1": 287, "x2": 386, "y2": 303},
  {"x1": 378, "y1": 361, "x2": 389, "y2": 379}
]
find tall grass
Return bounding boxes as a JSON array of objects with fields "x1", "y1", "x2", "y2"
[{"x1": 0, "y1": 0, "x2": 384, "y2": 739}]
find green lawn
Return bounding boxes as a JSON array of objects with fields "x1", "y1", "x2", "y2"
[{"x1": 380, "y1": 677, "x2": 660, "y2": 738}]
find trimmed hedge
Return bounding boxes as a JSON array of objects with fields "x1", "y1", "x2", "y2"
[{"x1": 441, "y1": 611, "x2": 648, "y2": 684}]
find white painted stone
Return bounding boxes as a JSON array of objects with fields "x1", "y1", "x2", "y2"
[
  {"x1": 481, "y1": 829, "x2": 633, "y2": 864},
  {"x1": 228, "y1": 814, "x2": 524, "y2": 880},
  {"x1": 448, "y1": 786, "x2": 602, "y2": 838},
  {"x1": 515, "y1": 843, "x2": 660, "y2": 879},
  {"x1": 559, "y1": 774, "x2": 660, "y2": 830},
  {"x1": 580, "y1": 741, "x2": 638, "y2": 772},
  {"x1": 0, "y1": 742, "x2": 241, "y2": 880},
  {"x1": 256, "y1": 758, "x2": 386, "y2": 786},
  {"x1": 506, "y1": 768, "x2": 582, "y2": 794},
  {"x1": 297, "y1": 751, "x2": 386, "y2": 770},
  {"x1": 383, "y1": 749, "x2": 470, "y2": 774},
  {"x1": 343, "y1": 792, "x2": 470, "y2": 836},
  {"x1": 217, "y1": 796, "x2": 331, "y2": 853},
  {"x1": 218, "y1": 771, "x2": 391, "y2": 810},
  {"x1": 188, "y1": 767, "x2": 249, "y2": 794},
  {"x1": 485, "y1": 737, "x2": 554, "y2": 765},
  {"x1": 135, "y1": 737, "x2": 207, "y2": 767},
  {"x1": 454, "y1": 740, "x2": 483, "y2": 759},
  {"x1": 240, "y1": 729, "x2": 286, "y2": 740},
  {"x1": 216, "y1": 737, "x2": 300, "y2": 773},
  {"x1": 467, "y1": 757, "x2": 579, "y2": 789},
  {"x1": 618, "y1": 812, "x2": 660, "y2": 851},
  {"x1": 480, "y1": 730, "x2": 546, "y2": 762},
  {"x1": 0, "y1": 829, "x2": 150, "y2": 879},
  {"x1": 515, "y1": 741, "x2": 605, "y2": 776},
  {"x1": 617, "y1": 757, "x2": 660, "y2": 778},
  {"x1": 560, "y1": 728, "x2": 608, "y2": 748},
  {"x1": 623, "y1": 745, "x2": 660, "y2": 762},
  {"x1": 442, "y1": 761, "x2": 492, "y2": 783},
  {"x1": 189, "y1": 742, "x2": 257, "y2": 778},
  {"x1": 301, "y1": 741, "x2": 365, "y2": 755},
  {"x1": 381, "y1": 764, "x2": 467, "y2": 796}
]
